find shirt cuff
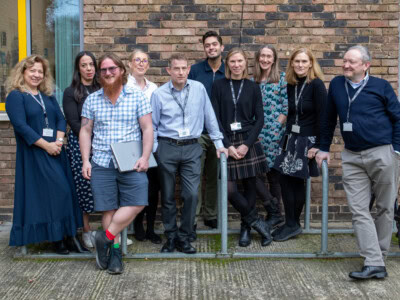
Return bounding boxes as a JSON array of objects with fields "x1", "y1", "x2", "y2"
[
  {"x1": 153, "y1": 142, "x2": 158, "y2": 153},
  {"x1": 213, "y1": 139, "x2": 224, "y2": 150}
]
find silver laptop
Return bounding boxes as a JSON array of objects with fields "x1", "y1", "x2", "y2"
[{"x1": 111, "y1": 141, "x2": 157, "y2": 172}]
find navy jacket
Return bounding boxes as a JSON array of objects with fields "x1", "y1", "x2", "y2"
[{"x1": 320, "y1": 75, "x2": 400, "y2": 152}]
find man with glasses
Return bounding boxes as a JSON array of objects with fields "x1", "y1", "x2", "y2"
[
  {"x1": 80, "y1": 53, "x2": 153, "y2": 274},
  {"x1": 151, "y1": 53, "x2": 228, "y2": 254}
]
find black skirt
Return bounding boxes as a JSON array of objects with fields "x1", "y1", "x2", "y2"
[
  {"x1": 227, "y1": 132, "x2": 268, "y2": 181},
  {"x1": 273, "y1": 133, "x2": 319, "y2": 179}
]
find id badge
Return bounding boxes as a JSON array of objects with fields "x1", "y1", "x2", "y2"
[
  {"x1": 178, "y1": 128, "x2": 191, "y2": 138},
  {"x1": 343, "y1": 122, "x2": 353, "y2": 132},
  {"x1": 291, "y1": 124, "x2": 300, "y2": 133},
  {"x1": 230, "y1": 122, "x2": 242, "y2": 131},
  {"x1": 43, "y1": 128, "x2": 54, "y2": 137}
]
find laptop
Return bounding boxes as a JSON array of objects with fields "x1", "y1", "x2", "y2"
[{"x1": 111, "y1": 141, "x2": 157, "y2": 172}]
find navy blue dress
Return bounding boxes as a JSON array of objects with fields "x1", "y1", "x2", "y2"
[{"x1": 6, "y1": 89, "x2": 83, "y2": 246}]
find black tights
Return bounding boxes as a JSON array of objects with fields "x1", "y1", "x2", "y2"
[
  {"x1": 228, "y1": 177, "x2": 257, "y2": 217},
  {"x1": 279, "y1": 174, "x2": 306, "y2": 227}
]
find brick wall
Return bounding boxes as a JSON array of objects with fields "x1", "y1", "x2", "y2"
[{"x1": 0, "y1": 0, "x2": 399, "y2": 222}]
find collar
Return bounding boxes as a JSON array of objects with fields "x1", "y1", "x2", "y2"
[
  {"x1": 169, "y1": 80, "x2": 190, "y2": 92},
  {"x1": 128, "y1": 74, "x2": 150, "y2": 90},
  {"x1": 204, "y1": 59, "x2": 225, "y2": 73},
  {"x1": 345, "y1": 73, "x2": 369, "y2": 89}
]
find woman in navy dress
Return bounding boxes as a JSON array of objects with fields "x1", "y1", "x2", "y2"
[
  {"x1": 63, "y1": 51, "x2": 100, "y2": 248},
  {"x1": 5, "y1": 55, "x2": 83, "y2": 254}
]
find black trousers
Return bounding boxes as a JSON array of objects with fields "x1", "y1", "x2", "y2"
[
  {"x1": 157, "y1": 139, "x2": 202, "y2": 241},
  {"x1": 279, "y1": 174, "x2": 306, "y2": 227},
  {"x1": 134, "y1": 167, "x2": 160, "y2": 233}
]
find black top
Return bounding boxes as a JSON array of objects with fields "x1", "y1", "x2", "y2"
[
  {"x1": 211, "y1": 78, "x2": 264, "y2": 148},
  {"x1": 286, "y1": 76, "x2": 327, "y2": 147},
  {"x1": 62, "y1": 85, "x2": 97, "y2": 137}
]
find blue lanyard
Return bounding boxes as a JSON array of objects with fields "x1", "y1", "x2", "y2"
[{"x1": 25, "y1": 88, "x2": 50, "y2": 128}]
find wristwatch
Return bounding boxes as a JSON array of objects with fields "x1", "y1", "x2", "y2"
[{"x1": 57, "y1": 138, "x2": 64, "y2": 143}]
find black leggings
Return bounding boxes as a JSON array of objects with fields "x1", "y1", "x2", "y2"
[
  {"x1": 279, "y1": 174, "x2": 306, "y2": 227},
  {"x1": 228, "y1": 177, "x2": 257, "y2": 218}
]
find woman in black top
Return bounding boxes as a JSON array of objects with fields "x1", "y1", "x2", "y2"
[
  {"x1": 63, "y1": 51, "x2": 100, "y2": 248},
  {"x1": 273, "y1": 48, "x2": 327, "y2": 242},
  {"x1": 211, "y1": 48, "x2": 272, "y2": 247}
]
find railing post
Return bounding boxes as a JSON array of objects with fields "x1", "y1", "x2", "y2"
[
  {"x1": 219, "y1": 153, "x2": 228, "y2": 256},
  {"x1": 320, "y1": 160, "x2": 329, "y2": 254},
  {"x1": 121, "y1": 227, "x2": 128, "y2": 255},
  {"x1": 304, "y1": 177, "x2": 311, "y2": 231}
]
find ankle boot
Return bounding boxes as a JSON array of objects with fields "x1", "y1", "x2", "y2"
[
  {"x1": 244, "y1": 209, "x2": 272, "y2": 247},
  {"x1": 238, "y1": 221, "x2": 251, "y2": 247},
  {"x1": 66, "y1": 235, "x2": 90, "y2": 253},
  {"x1": 264, "y1": 197, "x2": 284, "y2": 228},
  {"x1": 54, "y1": 240, "x2": 69, "y2": 255},
  {"x1": 134, "y1": 217, "x2": 146, "y2": 241}
]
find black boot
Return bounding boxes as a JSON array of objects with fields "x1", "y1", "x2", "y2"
[
  {"x1": 54, "y1": 240, "x2": 69, "y2": 255},
  {"x1": 66, "y1": 235, "x2": 90, "y2": 253},
  {"x1": 134, "y1": 215, "x2": 146, "y2": 241},
  {"x1": 244, "y1": 209, "x2": 272, "y2": 247},
  {"x1": 264, "y1": 197, "x2": 284, "y2": 228},
  {"x1": 238, "y1": 221, "x2": 251, "y2": 247}
]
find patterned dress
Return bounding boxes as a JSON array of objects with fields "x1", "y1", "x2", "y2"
[{"x1": 258, "y1": 72, "x2": 288, "y2": 168}]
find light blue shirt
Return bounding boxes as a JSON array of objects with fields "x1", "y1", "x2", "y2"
[
  {"x1": 151, "y1": 79, "x2": 223, "y2": 151},
  {"x1": 81, "y1": 85, "x2": 152, "y2": 168},
  {"x1": 345, "y1": 73, "x2": 369, "y2": 89}
]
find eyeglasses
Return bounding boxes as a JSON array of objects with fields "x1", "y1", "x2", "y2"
[
  {"x1": 100, "y1": 66, "x2": 119, "y2": 75},
  {"x1": 134, "y1": 58, "x2": 148, "y2": 64}
]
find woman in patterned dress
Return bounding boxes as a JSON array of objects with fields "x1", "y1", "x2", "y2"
[
  {"x1": 253, "y1": 45, "x2": 288, "y2": 232},
  {"x1": 272, "y1": 48, "x2": 327, "y2": 242},
  {"x1": 63, "y1": 51, "x2": 100, "y2": 248}
]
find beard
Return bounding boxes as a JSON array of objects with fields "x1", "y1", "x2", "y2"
[{"x1": 100, "y1": 73, "x2": 123, "y2": 96}]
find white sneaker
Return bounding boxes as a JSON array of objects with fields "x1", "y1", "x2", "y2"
[
  {"x1": 127, "y1": 238, "x2": 133, "y2": 246},
  {"x1": 82, "y1": 231, "x2": 94, "y2": 248}
]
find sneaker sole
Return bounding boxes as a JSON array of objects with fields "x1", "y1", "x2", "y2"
[
  {"x1": 273, "y1": 227, "x2": 303, "y2": 242},
  {"x1": 349, "y1": 272, "x2": 387, "y2": 280},
  {"x1": 107, "y1": 268, "x2": 124, "y2": 275}
]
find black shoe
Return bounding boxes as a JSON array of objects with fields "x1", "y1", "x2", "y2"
[
  {"x1": 145, "y1": 231, "x2": 162, "y2": 244},
  {"x1": 161, "y1": 238, "x2": 176, "y2": 253},
  {"x1": 176, "y1": 240, "x2": 197, "y2": 254},
  {"x1": 65, "y1": 236, "x2": 90, "y2": 253},
  {"x1": 239, "y1": 222, "x2": 251, "y2": 247},
  {"x1": 94, "y1": 231, "x2": 113, "y2": 270},
  {"x1": 134, "y1": 220, "x2": 146, "y2": 241},
  {"x1": 271, "y1": 224, "x2": 285, "y2": 237},
  {"x1": 349, "y1": 266, "x2": 388, "y2": 280},
  {"x1": 54, "y1": 240, "x2": 69, "y2": 255},
  {"x1": 189, "y1": 224, "x2": 197, "y2": 243},
  {"x1": 265, "y1": 214, "x2": 285, "y2": 229},
  {"x1": 204, "y1": 219, "x2": 218, "y2": 229},
  {"x1": 107, "y1": 247, "x2": 124, "y2": 275},
  {"x1": 273, "y1": 224, "x2": 302, "y2": 242}
]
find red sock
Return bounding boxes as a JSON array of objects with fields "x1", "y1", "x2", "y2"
[{"x1": 105, "y1": 229, "x2": 115, "y2": 241}]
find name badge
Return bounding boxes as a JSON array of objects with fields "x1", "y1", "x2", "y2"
[
  {"x1": 291, "y1": 125, "x2": 300, "y2": 133},
  {"x1": 43, "y1": 128, "x2": 54, "y2": 137},
  {"x1": 230, "y1": 122, "x2": 242, "y2": 131},
  {"x1": 178, "y1": 128, "x2": 191, "y2": 138},
  {"x1": 343, "y1": 122, "x2": 353, "y2": 132}
]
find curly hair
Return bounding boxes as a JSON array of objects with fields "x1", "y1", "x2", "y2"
[{"x1": 5, "y1": 55, "x2": 54, "y2": 96}]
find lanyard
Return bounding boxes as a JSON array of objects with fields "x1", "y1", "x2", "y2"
[
  {"x1": 344, "y1": 77, "x2": 369, "y2": 122},
  {"x1": 294, "y1": 80, "x2": 307, "y2": 125},
  {"x1": 229, "y1": 79, "x2": 244, "y2": 122},
  {"x1": 170, "y1": 84, "x2": 190, "y2": 127},
  {"x1": 25, "y1": 88, "x2": 50, "y2": 128}
]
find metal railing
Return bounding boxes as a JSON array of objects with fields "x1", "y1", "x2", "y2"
[{"x1": 17, "y1": 158, "x2": 400, "y2": 259}]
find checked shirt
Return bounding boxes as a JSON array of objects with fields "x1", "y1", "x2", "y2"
[{"x1": 81, "y1": 85, "x2": 152, "y2": 168}]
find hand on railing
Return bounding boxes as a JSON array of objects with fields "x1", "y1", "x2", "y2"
[
  {"x1": 216, "y1": 147, "x2": 229, "y2": 159},
  {"x1": 316, "y1": 150, "x2": 330, "y2": 168}
]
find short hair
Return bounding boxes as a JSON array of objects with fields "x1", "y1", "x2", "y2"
[
  {"x1": 168, "y1": 53, "x2": 188, "y2": 67},
  {"x1": 128, "y1": 48, "x2": 149, "y2": 64},
  {"x1": 254, "y1": 45, "x2": 281, "y2": 84},
  {"x1": 285, "y1": 48, "x2": 324, "y2": 85},
  {"x1": 202, "y1": 31, "x2": 223, "y2": 45},
  {"x1": 5, "y1": 54, "x2": 54, "y2": 96},
  {"x1": 98, "y1": 53, "x2": 128, "y2": 85},
  {"x1": 346, "y1": 45, "x2": 371, "y2": 63},
  {"x1": 224, "y1": 48, "x2": 249, "y2": 79}
]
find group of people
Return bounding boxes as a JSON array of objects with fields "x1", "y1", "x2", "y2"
[{"x1": 5, "y1": 30, "x2": 400, "y2": 280}]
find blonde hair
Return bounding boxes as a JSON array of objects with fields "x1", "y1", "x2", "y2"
[
  {"x1": 254, "y1": 45, "x2": 281, "y2": 84},
  {"x1": 225, "y1": 48, "x2": 249, "y2": 79},
  {"x1": 5, "y1": 55, "x2": 54, "y2": 96},
  {"x1": 285, "y1": 48, "x2": 324, "y2": 85}
]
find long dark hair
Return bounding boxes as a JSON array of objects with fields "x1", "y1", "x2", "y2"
[{"x1": 70, "y1": 51, "x2": 100, "y2": 103}]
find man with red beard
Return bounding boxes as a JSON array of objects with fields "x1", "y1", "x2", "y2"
[{"x1": 80, "y1": 53, "x2": 153, "y2": 275}]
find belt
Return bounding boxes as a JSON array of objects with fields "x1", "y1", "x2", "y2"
[{"x1": 158, "y1": 137, "x2": 198, "y2": 146}]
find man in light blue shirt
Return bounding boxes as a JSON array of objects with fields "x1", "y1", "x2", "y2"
[{"x1": 151, "y1": 53, "x2": 227, "y2": 254}]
